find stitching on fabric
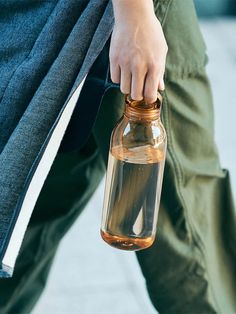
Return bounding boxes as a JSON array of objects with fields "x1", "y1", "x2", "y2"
[
  {"x1": 162, "y1": 89, "x2": 191, "y2": 242},
  {"x1": 160, "y1": 0, "x2": 173, "y2": 25},
  {"x1": 162, "y1": 91, "x2": 184, "y2": 186},
  {"x1": 153, "y1": 0, "x2": 160, "y2": 17},
  {"x1": 165, "y1": 62, "x2": 208, "y2": 81},
  {"x1": 154, "y1": 0, "x2": 173, "y2": 25}
]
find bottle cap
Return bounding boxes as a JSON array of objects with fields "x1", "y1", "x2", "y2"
[{"x1": 124, "y1": 92, "x2": 162, "y2": 120}]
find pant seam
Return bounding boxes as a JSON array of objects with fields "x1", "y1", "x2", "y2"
[
  {"x1": 154, "y1": 0, "x2": 173, "y2": 25},
  {"x1": 161, "y1": 91, "x2": 191, "y2": 239}
]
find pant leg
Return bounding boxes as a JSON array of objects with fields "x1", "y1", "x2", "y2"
[
  {"x1": 136, "y1": 71, "x2": 236, "y2": 314},
  {"x1": 0, "y1": 133, "x2": 105, "y2": 314},
  {"x1": 1, "y1": 1, "x2": 235, "y2": 314},
  {"x1": 134, "y1": 1, "x2": 236, "y2": 313},
  {"x1": 94, "y1": 1, "x2": 236, "y2": 313},
  {"x1": 92, "y1": 73, "x2": 236, "y2": 314},
  {"x1": 0, "y1": 67, "x2": 124, "y2": 313}
]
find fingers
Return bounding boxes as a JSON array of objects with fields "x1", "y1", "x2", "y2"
[
  {"x1": 110, "y1": 59, "x2": 165, "y2": 104},
  {"x1": 120, "y1": 68, "x2": 132, "y2": 95},
  {"x1": 130, "y1": 66, "x2": 146, "y2": 101},
  {"x1": 143, "y1": 65, "x2": 161, "y2": 104},
  {"x1": 158, "y1": 67, "x2": 165, "y2": 91},
  {"x1": 158, "y1": 77, "x2": 165, "y2": 91},
  {"x1": 108, "y1": 12, "x2": 168, "y2": 104},
  {"x1": 110, "y1": 62, "x2": 121, "y2": 84}
]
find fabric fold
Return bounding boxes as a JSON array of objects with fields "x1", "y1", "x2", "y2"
[{"x1": 0, "y1": 0, "x2": 114, "y2": 277}]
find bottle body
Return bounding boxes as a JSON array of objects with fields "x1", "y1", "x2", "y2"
[{"x1": 100, "y1": 95, "x2": 167, "y2": 251}]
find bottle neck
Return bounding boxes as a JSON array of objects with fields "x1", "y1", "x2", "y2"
[{"x1": 124, "y1": 94, "x2": 161, "y2": 121}]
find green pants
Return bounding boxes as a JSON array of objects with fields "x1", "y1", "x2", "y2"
[{"x1": 0, "y1": 0, "x2": 236, "y2": 313}]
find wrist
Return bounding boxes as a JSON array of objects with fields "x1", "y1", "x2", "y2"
[{"x1": 112, "y1": 0, "x2": 156, "y2": 23}]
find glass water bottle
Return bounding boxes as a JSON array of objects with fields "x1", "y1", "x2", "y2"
[{"x1": 100, "y1": 93, "x2": 167, "y2": 251}]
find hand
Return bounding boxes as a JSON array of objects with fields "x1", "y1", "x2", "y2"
[{"x1": 110, "y1": 0, "x2": 168, "y2": 104}]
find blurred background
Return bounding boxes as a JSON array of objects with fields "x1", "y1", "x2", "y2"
[
  {"x1": 33, "y1": 1, "x2": 236, "y2": 314},
  {"x1": 194, "y1": 0, "x2": 236, "y2": 16}
]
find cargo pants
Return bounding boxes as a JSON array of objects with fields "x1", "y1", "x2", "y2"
[{"x1": 0, "y1": 0, "x2": 236, "y2": 313}]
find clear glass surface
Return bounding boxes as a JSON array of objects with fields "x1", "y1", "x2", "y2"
[{"x1": 101, "y1": 104, "x2": 167, "y2": 251}]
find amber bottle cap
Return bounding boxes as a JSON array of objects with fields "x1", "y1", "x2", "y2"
[{"x1": 124, "y1": 93, "x2": 162, "y2": 120}]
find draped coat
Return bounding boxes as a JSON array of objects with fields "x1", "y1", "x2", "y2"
[{"x1": 0, "y1": 0, "x2": 115, "y2": 277}]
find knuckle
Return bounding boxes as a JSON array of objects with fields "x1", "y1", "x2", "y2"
[
  {"x1": 109, "y1": 53, "x2": 119, "y2": 64},
  {"x1": 119, "y1": 56, "x2": 130, "y2": 67},
  {"x1": 132, "y1": 55, "x2": 146, "y2": 68},
  {"x1": 146, "y1": 55, "x2": 163, "y2": 70},
  {"x1": 148, "y1": 61, "x2": 160, "y2": 73},
  {"x1": 132, "y1": 54, "x2": 142, "y2": 64},
  {"x1": 147, "y1": 59, "x2": 156, "y2": 68},
  {"x1": 132, "y1": 65, "x2": 146, "y2": 77},
  {"x1": 134, "y1": 61, "x2": 146, "y2": 70}
]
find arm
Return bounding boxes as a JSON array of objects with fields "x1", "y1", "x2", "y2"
[{"x1": 110, "y1": 0, "x2": 168, "y2": 104}]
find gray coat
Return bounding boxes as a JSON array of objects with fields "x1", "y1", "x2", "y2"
[{"x1": 0, "y1": 0, "x2": 115, "y2": 277}]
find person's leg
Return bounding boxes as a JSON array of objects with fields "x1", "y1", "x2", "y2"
[
  {"x1": 136, "y1": 72, "x2": 236, "y2": 314},
  {"x1": 135, "y1": 1, "x2": 236, "y2": 313},
  {"x1": 0, "y1": 133, "x2": 105, "y2": 314},
  {"x1": 93, "y1": 1, "x2": 236, "y2": 313},
  {"x1": 1, "y1": 1, "x2": 235, "y2": 313}
]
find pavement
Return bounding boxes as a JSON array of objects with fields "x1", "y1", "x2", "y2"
[{"x1": 32, "y1": 19, "x2": 236, "y2": 314}]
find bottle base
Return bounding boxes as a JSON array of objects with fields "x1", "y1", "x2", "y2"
[{"x1": 100, "y1": 230, "x2": 155, "y2": 251}]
